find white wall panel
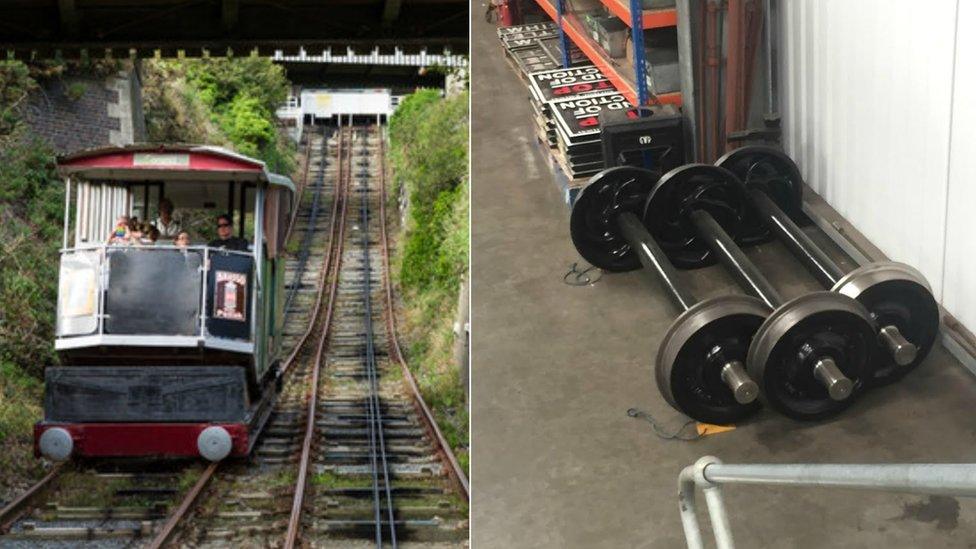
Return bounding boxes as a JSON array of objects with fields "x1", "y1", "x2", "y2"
[
  {"x1": 778, "y1": 0, "x2": 958, "y2": 300},
  {"x1": 941, "y1": 0, "x2": 976, "y2": 329},
  {"x1": 300, "y1": 89, "x2": 392, "y2": 117}
]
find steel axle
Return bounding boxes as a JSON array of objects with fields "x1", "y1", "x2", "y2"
[
  {"x1": 617, "y1": 211, "x2": 760, "y2": 405},
  {"x1": 644, "y1": 164, "x2": 878, "y2": 420},
  {"x1": 748, "y1": 188, "x2": 917, "y2": 367},
  {"x1": 688, "y1": 205, "x2": 853, "y2": 401},
  {"x1": 718, "y1": 146, "x2": 941, "y2": 386},
  {"x1": 570, "y1": 167, "x2": 767, "y2": 424}
]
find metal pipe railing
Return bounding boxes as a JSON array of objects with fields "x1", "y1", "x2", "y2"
[
  {"x1": 58, "y1": 244, "x2": 254, "y2": 340},
  {"x1": 678, "y1": 456, "x2": 976, "y2": 549}
]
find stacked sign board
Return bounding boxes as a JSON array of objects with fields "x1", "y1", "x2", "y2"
[
  {"x1": 497, "y1": 22, "x2": 588, "y2": 76},
  {"x1": 527, "y1": 66, "x2": 610, "y2": 175},
  {"x1": 525, "y1": 66, "x2": 639, "y2": 178},
  {"x1": 548, "y1": 91, "x2": 637, "y2": 177},
  {"x1": 499, "y1": 24, "x2": 639, "y2": 179}
]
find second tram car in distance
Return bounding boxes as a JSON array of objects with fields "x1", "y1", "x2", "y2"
[{"x1": 34, "y1": 144, "x2": 295, "y2": 462}]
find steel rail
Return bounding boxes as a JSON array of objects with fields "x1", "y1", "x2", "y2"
[
  {"x1": 148, "y1": 125, "x2": 342, "y2": 548},
  {"x1": 283, "y1": 128, "x2": 315, "y2": 245},
  {"x1": 360, "y1": 135, "x2": 383, "y2": 542},
  {"x1": 146, "y1": 462, "x2": 218, "y2": 549},
  {"x1": 283, "y1": 127, "x2": 329, "y2": 321},
  {"x1": 279, "y1": 126, "x2": 347, "y2": 378},
  {"x1": 376, "y1": 125, "x2": 471, "y2": 501},
  {"x1": 0, "y1": 463, "x2": 66, "y2": 534},
  {"x1": 359, "y1": 134, "x2": 398, "y2": 546},
  {"x1": 284, "y1": 122, "x2": 354, "y2": 549}
]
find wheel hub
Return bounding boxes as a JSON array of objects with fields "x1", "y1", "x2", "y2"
[
  {"x1": 656, "y1": 295, "x2": 771, "y2": 424},
  {"x1": 747, "y1": 291, "x2": 877, "y2": 420}
]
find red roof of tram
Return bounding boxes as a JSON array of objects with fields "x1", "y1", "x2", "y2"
[{"x1": 57, "y1": 144, "x2": 294, "y2": 191}]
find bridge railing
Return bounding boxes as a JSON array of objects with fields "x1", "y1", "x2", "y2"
[{"x1": 272, "y1": 46, "x2": 467, "y2": 68}]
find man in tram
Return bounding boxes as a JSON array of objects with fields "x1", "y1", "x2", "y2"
[
  {"x1": 154, "y1": 198, "x2": 181, "y2": 238},
  {"x1": 208, "y1": 213, "x2": 249, "y2": 251}
]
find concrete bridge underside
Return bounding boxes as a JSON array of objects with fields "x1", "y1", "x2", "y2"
[{"x1": 0, "y1": 0, "x2": 468, "y2": 59}]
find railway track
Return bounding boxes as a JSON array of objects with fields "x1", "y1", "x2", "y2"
[
  {"x1": 0, "y1": 122, "x2": 469, "y2": 548},
  {"x1": 177, "y1": 124, "x2": 468, "y2": 548},
  {"x1": 162, "y1": 125, "x2": 346, "y2": 547},
  {"x1": 283, "y1": 126, "x2": 469, "y2": 548},
  {"x1": 0, "y1": 460, "x2": 209, "y2": 547}
]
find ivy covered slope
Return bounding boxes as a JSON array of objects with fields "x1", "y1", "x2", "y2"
[
  {"x1": 0, "y1": 56, "x2": 296, "y2": 494},
  {"x1": 388, "y1": 89, "x2": 470, "y2": 473},
  {"x1": 0, "y1": 60, "x2": 62, "y2": 493}
]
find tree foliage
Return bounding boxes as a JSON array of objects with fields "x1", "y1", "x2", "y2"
[
  {"x1": 141, "y1": 59, "x2": 227, "y2": 145},
  {"x1": 0, "y1": 61, "x2": 36, "y2": 137},
  {"x1": 142, "y1": 55, "x2": 294, "y2": 174}
]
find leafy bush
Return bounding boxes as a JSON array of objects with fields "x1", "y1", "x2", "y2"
[
  {"x1": 64, "y1": 81, "x2": 87, "y2": 101},
  {"x1": 141, "y1": 59, "x2": 227, "y2": 145},
  {"x1": 0, "y1": 63, "x2": 59, "y2": 483},
  {"x1": 388, "y1": 89, "x2": 469, "y2": 473},
  {"x1": 0, "y1": 61, "x2": 36, "y2": 135},
  {"x1": 0, "y1": 137, "x2": 63, "y2": 378},
  {"x1": 142, "y1": 56, "x2": 294, "y2": 174},
  {"x1": 219, "y1": 94, "x2": 276, "y2": 158}
]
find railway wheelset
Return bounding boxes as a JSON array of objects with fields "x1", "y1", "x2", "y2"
[{"x1": 570, "y1": 147, "x2": 940, "y2": 424}]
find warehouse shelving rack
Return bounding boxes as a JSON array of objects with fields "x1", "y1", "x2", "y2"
[{"x1": 535, "y1": 0, "x2": 682, "y2": 106}]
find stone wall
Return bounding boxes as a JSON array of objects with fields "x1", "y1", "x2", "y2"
[{"x1": 21, "y1": 67, "x2": 145, "y2": 154}]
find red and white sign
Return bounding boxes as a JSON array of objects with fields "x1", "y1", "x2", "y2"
[{"x1": 214, "y1": 271, "x2": 247, "y2": 322}]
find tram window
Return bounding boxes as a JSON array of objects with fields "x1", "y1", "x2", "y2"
[
  {"x1": 238, "y1": 211, "x2": 255, "y2": 241},
  {"x1": 129, "y1": 183, "x2": 161, "y2": 222}
]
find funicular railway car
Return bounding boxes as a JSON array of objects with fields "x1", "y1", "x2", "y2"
[{"x1": 34, "y1": 145, "x2": 295, "y2": 462}]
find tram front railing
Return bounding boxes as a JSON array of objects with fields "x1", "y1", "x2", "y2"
[{"x1": 56, "y1": 244, "x2": 254, "y2": 347}]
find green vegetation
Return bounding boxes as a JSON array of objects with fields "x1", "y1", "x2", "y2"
[
  {"x1": 388, "y1": 89, "x2": 469, "y2": 474},
  {"x1": 0, "y1": 362, "x2": 44, "y2": 484},
  {"x1": 311, "y1": 471, "x2": 372, "y2": 489},
  {"x1": 0, "y1": 138, "x2": 64, "y2": 379},
  {"x1": 266, "y1": 467, "x2": 297, "y2": 488},
  {"x1": 142, "y1": 55, "x2": 295, "y2": 174},
  {"x1": 0, "y1": 62, "x2": 62, "y2": 489}
]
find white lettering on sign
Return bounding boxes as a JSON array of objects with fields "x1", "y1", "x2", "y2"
[
  {"x1": 499, "y1": 22, "x2": 556, "y2": 36},
  {"x1": 535, "y1": 67, "x2": 601, "y2": 82},
  {"x1": 558, "y1": 94, "x2": 627, "y2": 111},
  {"x1": 133, "y1": 153, "x2": 190, "y2": 167},
  {"x1": 548, "y1": 90, "x2": 634, "y2": 138}
]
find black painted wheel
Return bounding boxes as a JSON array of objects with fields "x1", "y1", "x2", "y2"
[
  {"x1": 642, "y1": 164, "x2": 748, "y2": 269},
  {"x1": 716, "y1": 146, "x2": 804, "y2": 247},
  {"x1": 656, "y1": 295, "x2": 771, "y2": 424},
  {"x1": 833, "y1": 262, "x2": 941, "y2": 386},
  {"x1": 747, "y1": 292, "x2": 878, "y2": 421},
  {"x1": 569, "y1": 166, "x2": 659, "y2": 272}
]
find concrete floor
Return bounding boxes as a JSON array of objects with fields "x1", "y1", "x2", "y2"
[{"x1": 470, "y1": 11, "x2": 976, "y2": 549}]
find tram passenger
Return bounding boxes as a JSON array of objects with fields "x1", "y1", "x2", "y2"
[
  {"x1": 128, "y1": 220, "x2": 145, "y2": 245},
  {"x1": 145, "y1": 224, "x2": 161, "y2": 245},
  {"x1": 154, "y1": 198, "x2": 181, "y2": 238},
  {"x1": 175, "y1": 231, "x2": 191, "y2": 248},
  {"x1": 208, "y1": 214, "x2": 248, "y2": 251},
  {"x1": 107, "y1": 215, "x2": 130, "y2": 244}
]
